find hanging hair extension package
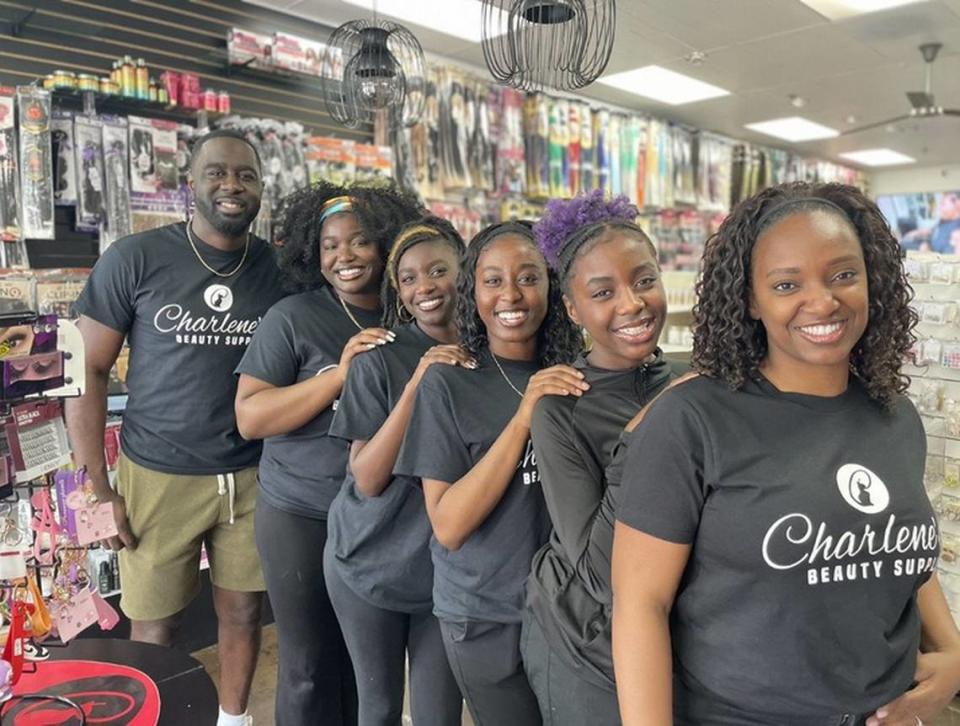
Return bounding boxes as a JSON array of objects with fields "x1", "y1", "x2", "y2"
[
  {"x1": 16, "y1": 87, "x2": 55, "y2": 240},
  {"x1": 101, "y1": 117, "x2": 132, "y2": 251},
  {"x1": 51, "y1": 111, "x2": 78, "y2": 207},
  {"x1": 73, "y1": 115, "x2": 105, "y2": 233},
  {"x1": 0, "y1": 87, "x2": 20, "y2": 243}
]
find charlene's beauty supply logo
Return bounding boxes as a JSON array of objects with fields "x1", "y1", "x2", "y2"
[
  {"x1": 761, "y1": 462, "x2": 938, "y2": 586},
  {"x1": 836, "y1": 464, "x2": 889, "y2": 514},
  {"x1": 203, "y1": 284, "x2": 233, "y2": 312}
]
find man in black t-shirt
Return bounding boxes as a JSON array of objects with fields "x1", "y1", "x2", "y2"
[{"x1": 65, "y1": 130, "x2": 284, "y2": 726}]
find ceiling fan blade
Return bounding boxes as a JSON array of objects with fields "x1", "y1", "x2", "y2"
[{"x1": 841, "y1": 114, "x2": 913, "y2": 136}]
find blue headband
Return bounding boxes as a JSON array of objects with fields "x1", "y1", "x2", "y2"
[{"x1": 320, "y1": 196, "x2": 354, "y2": 223}]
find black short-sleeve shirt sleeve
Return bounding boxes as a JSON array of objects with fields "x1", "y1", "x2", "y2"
[
  {"x1": 74, "y1": 242, "x2": 137, "y2": 333},
  {"x1": 395, "y1": 369, "x2": 471, "y2": 484},
  {"x1": 616, "y1": 392, "x2": 710, "y2": 545},
  {"x1": 329, "y1": 349, "x2": 390, "y2": 443},
  {"x1": 234, "y1": 305, "x2": 300, "y2": 387}
]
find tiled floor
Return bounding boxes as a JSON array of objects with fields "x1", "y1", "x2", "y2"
[{"x1": 194, "y1": 627, "x2": 958, "y2": 726}]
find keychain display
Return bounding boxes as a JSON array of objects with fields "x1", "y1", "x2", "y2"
[
  {"x1": 16, "y1": 87, "x2": 55, "y2": 240},
  {"x1": 50, "y1": 112, "x2": 77, "y2": 207},
  {"x1": 73, "y1": 115, "x2": 105, "y2": 233},
  {"x1": 101, "y1": 117, "x2": 132, "y2": 251},
  {"x1": 0, "y1": 87, "x2": 20, "y2": 243}
]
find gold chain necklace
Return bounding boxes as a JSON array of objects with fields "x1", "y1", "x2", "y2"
[
  {"x1": 491, "y1": 353, "x2": 524, "y2": 398},
  {"x1": 337, "y1": 293, "x2": 364, "y2": 331},
  {"x1": 185, "y1": 218, "x2": 249, "y2": 278}
]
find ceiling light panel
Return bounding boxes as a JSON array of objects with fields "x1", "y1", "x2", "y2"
[
  {"x1": 839, "y1": 148, "x2": 916, "y2": 166},
  {"x1": 340, "y1": 0, "x2": 505, "y2": 43},
  {"x1": 597, "y1": 66, "x2": 730, "y2": 105},
  {"x1": 744, "y1": 116, "x2": 840, "y2": 142},
  {"x1": 797, "y1": 0, "x2": 928, "y2": 20}
]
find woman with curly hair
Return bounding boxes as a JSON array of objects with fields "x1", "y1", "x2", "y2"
[
  {"x1": 612, "y1": 182, "x2": 960, "y2": 725},
  {"x1": 521, "y1": 190, "x2": 687, "y2": 726},
  {"x1": 234, "y1": 180, "x2": 421, "y2": 726},
  {"x1": 324, "y1": 216, "x2": 470, "y2": 726},
  {"x1": 395, "y1": 220, "x2": 584, "y2": 726}
]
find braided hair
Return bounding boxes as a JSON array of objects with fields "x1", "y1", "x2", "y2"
[
  {"x1": 382, "y1": 215, "x2": 466, "y2": 329},
  {"x1": 693, "y1": 181, "x2": 917, "y2": 408},
  {"x1": 456, "y1": 221, "x2": 583, "y2": 367},
  {"x1": 275, "y1": 180, "x2": 423, "y2": 293}
]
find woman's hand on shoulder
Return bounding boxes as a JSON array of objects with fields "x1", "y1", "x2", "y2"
[
  {"x1": 515, "y1": 364, "x2": 590, "y2": 428},
  {"x1": 867, "y1": 650, "x2": 960, "y2": 726},
  {"x1": 337, "y1": 327, "x2": 395, "y2": 381},
  {"x1": 625, "y1": 371, "x2": 700, "y2": 433},
  {"x1": 409, "y1": 345, "x2": 477, "y2": 389}
]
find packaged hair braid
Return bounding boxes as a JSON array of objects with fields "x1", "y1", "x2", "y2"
[
  {"x1": 17, "y1": 87, "x2": 55, "y2": 240},
  {"x1": 0, "y1": 87, "x2": 21, "y2": 243},
  {"x1": 51, "y1": 111, "x2": 78, "y2": 206},
  {"x1": 101, "y1": 117, "x2": 132, "y2": 251},
  {"x1": 73, "y1": 115, "x2": 105, "y2": 233}
]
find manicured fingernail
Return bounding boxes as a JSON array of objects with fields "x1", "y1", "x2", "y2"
[
  {"x1": 378, "y1": 338, "x2": 389, "y2": 345},
  {"x1": 386, "y1": 331, "x2": 397, "y2": 340},
  {"x1": 365, "y1": 343, "x2": 377, "y2": 350},
  {"x1": 466, "y1": 361, "x2": 478, "y2": 369}
]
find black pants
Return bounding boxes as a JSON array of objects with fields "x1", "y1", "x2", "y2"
[
  {"x1": 439, "y1": 618, "x2": 542, "y2": 726},
  {"x1": 520, "y1": 608, "x2": 621, "y2": 726},
  {"x1": 324, "y1": 544, "x2": 462, "y2": 726},
  {"x1": 255, "y1": 495, "x2": 358, "y2": 726}
]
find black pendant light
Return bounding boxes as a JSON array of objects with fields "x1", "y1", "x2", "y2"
[
  {"x1": 322, "y1": 10, "x2": 426, "y2": 130},
  {"x1": 481, "y1": 0, "x2": 617, "y2": 92}
]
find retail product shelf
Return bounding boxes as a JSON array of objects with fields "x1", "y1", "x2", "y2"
[{"x1": 661, "y1": 344, "x2": 692, "y2": 355}]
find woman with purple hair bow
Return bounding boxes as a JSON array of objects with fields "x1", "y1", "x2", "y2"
[{"x1": 522, "y1": 189, "x2": 687, "y2": 726}]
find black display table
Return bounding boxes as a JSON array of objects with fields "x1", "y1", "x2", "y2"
[{"x1": 44, "y1": 638, "x2": 218, "y2": 725}]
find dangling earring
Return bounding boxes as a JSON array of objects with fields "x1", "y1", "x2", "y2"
[{"x1": 396, "y1": 298, "x2": 414, "y2": 323}]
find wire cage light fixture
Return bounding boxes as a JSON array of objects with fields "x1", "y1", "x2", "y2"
[
  {"x1": 322, "y1": 11, "x2": 426, "y2": 130},
  {"x1": 481, "y1": 0, "x2": 617, "y2": 92}
]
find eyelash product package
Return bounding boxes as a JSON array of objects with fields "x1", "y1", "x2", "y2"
[
  {"x1": 51, "y1": 111, "x2": 78, "y2": 207},
  {"x1": 2, "y1": 351, "x2": 65, "y2": 400},
  {"x1": 4, "y1": 400, "x2": 71, "y2": 482},
  {"x1": 74, "y1": 115, "x2": 105, "y2": 233},
  {"x1": 16, "y1": 86, "x2": 55, "y2": 240},
  {"x1": 100, "y1": 116, "x2": 132, "y2": 252},
  {"x1": 0, "y1": 87, "x2": 21, "y2": 243}
]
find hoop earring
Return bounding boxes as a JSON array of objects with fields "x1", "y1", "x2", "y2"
[{"x1": 396, "y1": 298, "x2": 415, "y2": 324}]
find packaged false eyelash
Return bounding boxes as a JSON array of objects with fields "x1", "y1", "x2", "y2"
[
  {"x1": 921, "y1": 301, "x2": 957, "y2": 325},
  {"x1": 4, "y1": 400, "x2": 71, "y2": 482},
  {"x1": 17, "y1": 87, "x2": 54, "y2": 240},
  {"x1": 930, "y1": 261, "x2": 957, "y2": 285},
  {"x1": 904, "y1": 257, "x2": 930, "y2": 283},
  {"x1": 1, "y1": 351, "x2": 64, "y2": 400}
]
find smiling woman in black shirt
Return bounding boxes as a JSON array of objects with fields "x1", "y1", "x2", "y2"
[
  {"x1": 324, "y1": 216, "x2": 470, "y2": 726},
  {"x1": 613, "y1": 182, "x2": 960, "y2": 725},
  {"x1": 396, "y1": 221, "x2": 583, "y2": 726},
  {"x1": 234, "y1": 182, "x2": 421, "y2": 726},
  {"x1": 521, "y1": 190, "x2": 686, "y2": 726}
]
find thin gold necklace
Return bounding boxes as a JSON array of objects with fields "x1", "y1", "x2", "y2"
[
  {"x1": 491, "y1": 353, "x2": 524, "y2": 398},
  {"x1": 337, "y1": 293, "x2": 364, "y2": 331},
  {"x1": 186, "y1": 218, "x2": 249, "y2": 278}
]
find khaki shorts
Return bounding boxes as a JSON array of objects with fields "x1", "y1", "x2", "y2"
[{"x1": 115, "y1": 451, "x2": 265, "y2": 621}]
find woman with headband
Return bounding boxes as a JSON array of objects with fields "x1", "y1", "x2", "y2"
[
  {"x1": 235, "y1": 182, "x2": 421, "y2": 726},
  {"x1": 521, "y1": 190, "x2": 687, "y2": 726},
  {"x1": 395, "y1": 221, "x2": 584, "y2": 726},
  {"x1": 612, "y1": 183, "x2": 960, "y2": 725},
  {"x1": 324, "y1": 216, "x2": 469, "y2": 726}
]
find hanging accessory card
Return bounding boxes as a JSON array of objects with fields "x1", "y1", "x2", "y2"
[
  {"x1": 51, "y1": 111, "x2": 78, "y2": 207},
  {"x1": 16, "y1": 87, "x2": 55, "y2": 240},
  {"x1": 74, "y1": 115, "x2": 105, "y2": 233},
  {"x1": 0, "y1": 87, "x2": 21, "y2": 243},
  {"x1": 101, "y1": 116, "x2": 132, "y2": 251}
]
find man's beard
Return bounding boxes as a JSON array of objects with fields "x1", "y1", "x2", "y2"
[{"x1": 194, "y1": 196, "x2": 261, "y2": 237}]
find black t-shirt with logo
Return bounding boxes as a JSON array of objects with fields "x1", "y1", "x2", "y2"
[
  {"x1": 617, "y1": 375, "x2": 938, "y2": 719},
  {"x1": 527, "y1": 352, "x2": 685, "y2": 689},
  {"x1": 235, "y1": 285, "x2": 381, "y2": 519},
  {"x1": 327, "y1": 322, "x2": 437, "y2": 613},
  {"x1": 395, "y1": 351, "x2": 551, "y2": 624},
  {"x1": 74, "y1": 222, "x2": 285, "y2": 475}
]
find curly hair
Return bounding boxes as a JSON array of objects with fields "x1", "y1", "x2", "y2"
[
  {"x1": 274, "y1": 180, "x2": 424, "y2": 294},
  {"x1": 381, "y1": 215, "x2": 466, "y2": 329},
  {"x1": 693, "y1": 181, "x2": 917, "y2": 408},
  {"x1": 533, "y1": 190, "x2": 656, "y2": 287},
  {"x1": 456, "y1": 221, "x2": 584, "y2": 367}
]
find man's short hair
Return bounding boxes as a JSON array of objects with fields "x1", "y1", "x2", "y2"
[{"x1": 190, "y1": 129, "x2": 261, "y2": 172}]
